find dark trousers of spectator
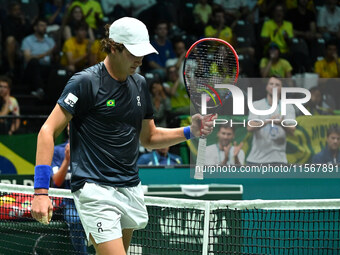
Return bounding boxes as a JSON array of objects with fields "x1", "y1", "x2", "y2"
[{"x1": 23, "y1": 58, "x2": 51, "y2": 92}]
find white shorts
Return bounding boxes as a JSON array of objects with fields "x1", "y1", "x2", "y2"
[{"x1": 72, "y1": 182, "x2": 148, "y2": 245}]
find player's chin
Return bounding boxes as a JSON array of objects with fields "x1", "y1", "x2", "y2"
[{"x1": 129, "y1": 67, "x2": 137, "y2": 74}]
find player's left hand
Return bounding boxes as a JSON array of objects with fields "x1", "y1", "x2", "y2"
[{"x1": 191, "y1": 114, "x2": 217, "y2": 137}]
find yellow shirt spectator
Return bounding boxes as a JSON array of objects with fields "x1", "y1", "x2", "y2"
[
  {"x1": 193, "y1": 3, "x2": 212, "y2": 24},
  {"x1": 69, "y1": 0, "x2": 103, "y2": 29},
  {"x1": 285, "y1": 0, "x2": 314, "y2": 10},
  {"x1": 260, "y1": 58, "x2": 293, "y2": 78},
  {"x1": 61, "y1": 37, "x2": 89, "y2": 71},
  {"x1": 314, "y1": 58, "x2": 340, "y2": 78},
  {"x1": 205, "y1": 26, "x2": 233, "y2": 43},
  {"x1": 90, "y1": 40, "x2": 106, "y2": 65},
  {"x1": 261, "y1": 20, "x2": 293, "y2": 54}
]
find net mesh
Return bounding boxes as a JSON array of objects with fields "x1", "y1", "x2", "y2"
[{"x1": 0, "y1": 183, "x2": 340, "y2": 255}]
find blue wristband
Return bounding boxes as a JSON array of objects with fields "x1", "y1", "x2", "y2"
[
  {"x1": 34, "y1": 165, "x2": 52, "y2": 190},
  {"x1": 183, "y1": 126, "x2": 194, "y2": 140}
]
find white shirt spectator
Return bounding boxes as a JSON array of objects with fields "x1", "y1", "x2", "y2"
[
  {"x1": 205, "y1": 144, "x2": 245, "y2": 165},
  {"x1": 246, "y1": 98, "x2": 296, "y2": 164},
  {"x1": 317, "y1": 5, "x2": 340, "y2": 33}
]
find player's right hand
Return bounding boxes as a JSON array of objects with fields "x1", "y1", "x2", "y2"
[{"x1": 31, "y1": 195, "x2": 53, "y2": 225}]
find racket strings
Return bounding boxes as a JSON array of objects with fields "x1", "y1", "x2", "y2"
[
  {"x1": 185, "y1": 43, "x2": 237, "y2": 92},
  {"x1": 184, "y1": 41, "x2": 238, "y2": 109}
]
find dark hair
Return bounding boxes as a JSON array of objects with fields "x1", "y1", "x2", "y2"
[
  {"x1": 155, "y1": 20, "x2": 168, "y2": 29},
  {"x1": 266, "y1": 76, "x2": 289, "y2": 89},
  {"x1": 64, "y1": 5, "x2": 84, "y2": 26},
  {"x1": 8, "y1": 1, "x2": 20, "y2": 11},
  {"x1": 74, "y1": 21, "x2": 88, "y2": 31},
  {"x1": 325, "y1": 40, "x2": 337, "y2": 49},
  {"x1": 309, "y1": 86, "x2": 322, "y2": 94},
  {"x1": 327, "y1": 125, "x2": 340, "y2": 137},
  {"x1": 149, "y1": 80, "x2": 164, "y2": 95},
  {"x1": 33, "y1": 17, "x2": 47, "y2": 27},
  {"x1": 100, "y1": 24, "x2": 125, "y2": 54},
  {"x1": 212, "y1": 6, "x2": 225, "y2": 16},
  {"x1": 0, "y1": 75, "x2": 12, "y2": 89},
  {"x1": 218, "y1": 123, "x2": 234, "y2": 132}
]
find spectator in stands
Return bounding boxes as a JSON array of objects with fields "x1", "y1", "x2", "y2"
[
  {"x1": 205, "y1": 7, "x2": 233, "y2": 43},
  {"x1": 317, "y1": 0, "x2": 340, "y2": 43},
  {"x1": 101, "y1": 0, "x2": 131, "y2": 22},
  {"x1": 0, "y1": 76, "x2": 20, "y2": 135},
  {"x1": 193, "y1": 0, "x2": 212, "y2": 36},
  {"x1": 212, "y1": 0, "x2": 249, "y2": 28},
  {"x1": 285, "y1": 0, "x2": 315, "y2": 11},
  {"x1": 163, "y1": 66, "x2": 190, "y2": 116},
  {"x1": 68, "y1": 0, "x2": 103, "y2": 30},
  {"x1": 260, "y1": 42, "x2": 293, "y2": 78},
  {"x1": 205, "y1": 124, "x2": 245, "y2": 165},
  {"x1": 246, "y1": 76, "x2": 296, "y2": 164},
  {"x1": 146, "y1": 21, "x2": 176, "y2": 80},
  {"x1": 314, "y1": 41, "x2": 340, "y2": 78},
  {"x1": 300, "y1": 86, "x2": 333, "y2": 116},
  {"x1": 136, "y1": 1, "x2": 176, "y2": 31},
  {"x1": 21, "y1": 18, "x2": 56, "y2": 99},
  {"x1": 137, "y1": 146, "x2": 182, "y2": 166},
  {"x1": 165, "y1": 39, "x2": 186, "y2": 84},
  {"x1": 286, "y1": 0, "x2": 319, "y2": 43},
  {"x1": 51, "y1": 129, "x2": 88, "y2": 254},
  {"x1": 44, "y1": 0, "x2": 67, "y2": 26},
  {"x1": 312, "y1": 125, "x2": 340, "y2": 164},
  {"x1": 205, "y1": 7, "x2": 255, "y2": 57},
  {"x1": 131, "y1": 0, "x2": 156, "y2": 18},
  {"x1": 62, "y1": 5, "x2": 95, "y2": 42},
  {"x1": 60, "y1": 21, "x2": 90, "y2": 72},
  {"x1": 89, "y1": 39, "x2": 106, "y2": 66},
  {"x1": 2, "y1": 2, "x2": 31, "y2": 76},
  {"x1": 261, "y1": 3, "x2": 294, "y2": 56},
  {"x1": 150, "y1": 80, "x2": 171, "y2": 127},
  {"x1": 286, "y1": 0, "x2": 320, "y2": 72}
]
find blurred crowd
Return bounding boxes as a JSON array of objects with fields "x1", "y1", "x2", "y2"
[{"x1": 0, "y1": 0, "x2": 339, "y2": 163}]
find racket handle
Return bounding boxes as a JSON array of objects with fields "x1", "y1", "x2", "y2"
[{"x1": 194, "y1": 138, "x2": 206, "y2": 180}]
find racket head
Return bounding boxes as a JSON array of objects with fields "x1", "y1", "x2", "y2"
[{"x1": 183, "y1": 38, "x2": 239, "y2": 114}]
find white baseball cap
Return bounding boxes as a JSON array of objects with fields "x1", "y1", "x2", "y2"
[{"x1": 109, "y1": 17, "x2": 158, "y2": 57}]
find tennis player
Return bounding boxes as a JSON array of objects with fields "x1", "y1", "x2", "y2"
[{"x1": 31, "y1": 17, "x2": 216, "y2": 255}]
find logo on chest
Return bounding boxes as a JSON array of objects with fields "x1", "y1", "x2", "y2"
[
  {"x1": 136, "y1": 96, "x2": 141, "y2": 106},
  {"x1": 106, "y1": 99, "x2": 115, "y2": 107}
]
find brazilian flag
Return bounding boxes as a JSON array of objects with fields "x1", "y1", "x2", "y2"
[
  {"x1": 106, "y1": 99, "x2": 115, "y2": 107},
  {"x1": 0, "y1": 133, "x2": 65, "y2": 174}
]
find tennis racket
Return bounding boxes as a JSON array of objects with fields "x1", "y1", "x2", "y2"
[{"x1": 183, "y1": 38, "x2": 239, "y2": 179}]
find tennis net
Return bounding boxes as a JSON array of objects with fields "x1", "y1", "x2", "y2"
[{"x1": 0, "y1": 183, "x2": 339, "y2": 255}]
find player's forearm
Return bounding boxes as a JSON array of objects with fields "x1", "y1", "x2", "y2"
[
  {"x1": 34, "y1": 128, "x2": 55, "y2": 193},
  {"x1": 36, "y1": 126, "x2": 55, "y2": 166},
  {"x1": 141, "y1": 127, "x2": 187, "y2": 150}
]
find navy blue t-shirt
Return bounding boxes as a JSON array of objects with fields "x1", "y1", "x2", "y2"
[{"x1": 57, "y1": 62, "x2": 154, "y2": 192}]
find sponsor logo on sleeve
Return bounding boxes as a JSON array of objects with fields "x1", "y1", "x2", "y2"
[{"x1": 64, "y1": 93, "x2": 78, "y2": 107}]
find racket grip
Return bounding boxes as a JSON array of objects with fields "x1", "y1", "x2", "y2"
[{"x1": 194, "y1": 138, "x2": 206, "y2": 180}]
